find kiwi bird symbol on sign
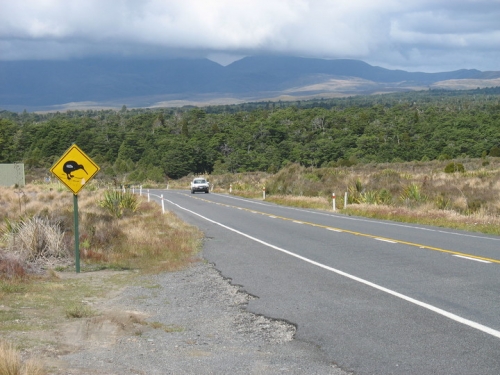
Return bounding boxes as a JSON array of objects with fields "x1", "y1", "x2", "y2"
[
  {"x1": 50, "y1": 144, "x2": 100, "y2": 194},
  {"x1": 63, "y1": 161, "x2": 88, "y2": 180}
]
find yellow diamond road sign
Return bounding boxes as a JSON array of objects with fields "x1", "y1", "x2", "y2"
[{"x1": 50, "y1": 144, "x2": 100, "y2": 194}]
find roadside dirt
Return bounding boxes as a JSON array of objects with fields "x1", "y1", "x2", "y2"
[
  {"x1": 3, "y1": 269, "x2": 149, "y2": 372},
  {"x1": 4, "y1": 262, "x2": 342, "y2": 374}
]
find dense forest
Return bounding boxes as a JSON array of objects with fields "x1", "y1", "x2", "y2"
[{"x1": 1, "y1": 87, "x2": 500, "y2": 182}]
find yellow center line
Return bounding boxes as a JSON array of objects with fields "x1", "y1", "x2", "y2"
[{"x1": 189, "y1": 195, "x2": 500, "y2": 264}]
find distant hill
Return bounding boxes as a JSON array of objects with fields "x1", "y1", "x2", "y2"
[{"x1": 1, "y1": 56, "x2": 499, "y2": 111}]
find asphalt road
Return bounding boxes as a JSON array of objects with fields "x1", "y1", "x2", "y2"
[{"x1": 146, "y1": 189, "x2": 500, "y2": 375}]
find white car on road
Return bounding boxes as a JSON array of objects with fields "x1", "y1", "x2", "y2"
[{"x1": 190, "y1": 177, "x2": 210, "y2": 194}]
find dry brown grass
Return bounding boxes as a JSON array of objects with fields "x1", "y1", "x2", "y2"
[
  {"x1": 166, "y1": 172, "x2": 270, "y2": 195},
  {"x1": 0, "y1": 184, "x2": 203, "y2": 276},
  {"x1": 161, "y1": 158, "x2": 500, "y2": 234},
  {"x1": 344, "y1": 204, "x2": 500, "y2": 234},
  {"x1": 174, "y1": 158, "x2": 500, "y2": 235},
  {"x1": 266, "y1": 195, "x2": 330, "y2": 210},
  {"x1": 0, "y1": 341, "x2": 45, "y2": 375},
  {"x1": 0, "y1": 183, "x2": 203, "y2": 374}
]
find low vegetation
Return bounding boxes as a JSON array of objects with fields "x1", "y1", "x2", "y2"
[
  {"x1": 171, "y1": 157, "x2": 500, "y2": 235},
  {"x1": 0, "y1": 147, "x2": 499, "y2": 373},
  {"x1": 2, "y1": 88, "x2": 500, "y2": 184},
  {"x1": 0, "y1": 340, "x2": 44, "y2": 375},
  {"x1": 0, "y1": 183, "x2": 202, "y2": 373}
]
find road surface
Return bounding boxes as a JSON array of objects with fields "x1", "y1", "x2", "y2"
[{"x1": 144, "y1": 189, "x2": 500, "y2": 375}]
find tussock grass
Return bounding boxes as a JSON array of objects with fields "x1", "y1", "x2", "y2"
[
  {"x1": 0, "y1": 183, "x2": 202, "y2": 373},
  {"x1": 65, "y1": 303, "x2": 95, "y2": 319},
  {"x1": 344, "y1": 204, "x2": 500, "y2": 235},
  {"x1": 0, "y1": 341, "x2": 20, "y2": 375},
  {"x1": 73, "y1": 198, "x2": 202, "y2": 272},
  {"x1": 266, "y1": 195, "x2": 330, "y2": 210},
  {"x1": 0, "y1": 185, "x2": 202, "y2": 276},
  {"x1": 193, "y1": 158, "x2": 500, "y2": 235},
  {"x1": 0, "y1": 341, "x2": 45, "y2": 375}
]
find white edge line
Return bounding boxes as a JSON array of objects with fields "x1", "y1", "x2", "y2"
[
  {"x1": 453, "y1": 255, "x2": 492, "y2": 264},
  {"x1": 164, "y1": 198, "x2": 500, "y2": 340},
  {"x1": 211, "y1": 191, "x2": 500, "y2": 242},
  {"x1": 375, "y1": 238, "x2": 397, "y2": 244}
]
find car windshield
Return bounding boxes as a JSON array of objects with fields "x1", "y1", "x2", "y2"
[{"x1": 194, "y1": 179, "x2": 206, "y2": 183}]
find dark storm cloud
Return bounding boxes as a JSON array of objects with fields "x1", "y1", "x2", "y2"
[{"x1": 0, "y1": 0, "x2": 498, "y2": 72}]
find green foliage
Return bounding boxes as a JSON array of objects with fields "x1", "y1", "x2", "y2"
[
  {"x1": 98, "y1": 190, "x2": 139, "y2": 218},
  {"x1": 304, "y1": 173, "x2": 320, "y2": 182},
  {"x1": 359, "y1": 190, "x2": 380, "y2": 204},
  {"x1": 444, "y1": 162, "x2": 465, "y2": 173},
  {"x1": 400, "y1": 183, "x2": 427, "y2": 205},
  {"x1": 467, "y1": 199, "x2": 484, "y2": 214},
  {"x1": 2, "y1": 87, "x2": 500, "y2": 181},
  {"x1": 378, "y1": 189, "x2": 393, "y2": 205},
  {"x1": 347, "y1": 180, "x2": 364, "y2": 204},
  {"x1": 65, "y1": 303, "x2": 95, "y2": 318},
  {"x1": 357, "y1": 188, "x2": 392, "y2": 205},
  {"x1": 490, "y1": 146, "x2": 500, "y2": 157},
  {"x1": 435, "y1": 194, "x2": 451, "y2": 210}
]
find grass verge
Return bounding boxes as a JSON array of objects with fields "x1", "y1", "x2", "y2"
[{"x1": 0, "y1": 185, "x2": 203, "y2": 373}]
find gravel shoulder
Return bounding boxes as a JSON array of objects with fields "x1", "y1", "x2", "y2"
[{"x1": 51, "y1": 260, "x2": 348, "y2": 375}]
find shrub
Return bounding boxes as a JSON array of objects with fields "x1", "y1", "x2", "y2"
[
  {"x1": 467, "y1": 199, "x2": 484, "y2": 214},
  {"x1": 0, "y1": 341, "x2": 20, "y2": 375},
  {"x1": 65, "y1": 303, "x2": 95, "y2": 318},
  {"x1": 490, "y1": 146, "x2": 500, "y2": 157},
  {"x1": 3, "y1": 217, "x2": 67, "y2": 262},
  {"x1": 378, "y1": 189, "x2": 393, "y2": 205},
  {"x1": 0, "y1": 341, "x2": 45, "y2": 375},
  {"x1": 359, "y1": 190, "x2": 380, "y2": 205},
  {"x1": 400, "y1": 183, "x2": 427, "y2": 205},
  {"x1": 444, "y1": 162, "x2": 465, "y2": 173},
  {"x1": 0, "y1": 253, "x2": 26, "y2": 279},
  {"x1": 98, "y1": 190, "x2": 139, "y2": 218},
  {"x1": 438, "y1": 154, "x2": 451, "y2": 161},
  {"x1": 435, "y1": 194, "x2": 451, "y2": 210},
  {"x1": 346, "y1": 178, "x2": 364, "y2": 204}
]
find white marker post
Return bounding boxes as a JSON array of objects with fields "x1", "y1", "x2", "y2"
[
  {"x1": 263, "y1": 186, "x2": 266, "y2": 200},
  {"x1": 344, "y1": 192, "x2": 348, "y2": 209},
  {"x1": 161, "y1": 194, "x2": 165, "y2": 214},
  {"x1": 332, "y1": 193, "x2": 336, "y2": 211},
  {"x1": 147, "y1": 189, "x2": 150, "y2": 202},
  {"x1": 139, "y1": 185, "x2": 142, "y2": 196}
]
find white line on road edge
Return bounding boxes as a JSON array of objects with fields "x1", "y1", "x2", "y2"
[
  {"x1": 163, "y1": 198, "x2": 500, "y2": 340},
  {"x1": 453, "y1": 255, "x2": 492, "y2": 263},
  {"x1": 375, "y1": 238, "x2": 397, "y2": 243},
  {"x1": 219, "y1": 192, "x2": 500, "y2": 242}
]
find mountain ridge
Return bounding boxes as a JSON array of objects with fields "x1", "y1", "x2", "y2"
[{"x1": 0, "y1": 56, "x2": 498, "y2": 111}]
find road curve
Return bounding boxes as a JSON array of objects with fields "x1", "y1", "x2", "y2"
[{"x1": 145, "y1": 189, "x2": 500, "y2": 375}]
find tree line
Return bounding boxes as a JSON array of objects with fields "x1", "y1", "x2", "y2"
[{"x1": 1, "y1": 88, "x2": 499, "y2": 182}]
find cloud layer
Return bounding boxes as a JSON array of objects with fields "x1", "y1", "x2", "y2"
[{"x1": 1, "y1": 0, "x2": 499, "y2": 72}]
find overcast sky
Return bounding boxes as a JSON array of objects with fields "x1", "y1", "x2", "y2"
[{"x1": 1, "y1": 0, "x2": 499, "y2": 72}]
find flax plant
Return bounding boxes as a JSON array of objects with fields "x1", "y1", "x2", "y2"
[{"x1": 98, "y1": 190, "x2": 139, "y2": 218}]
